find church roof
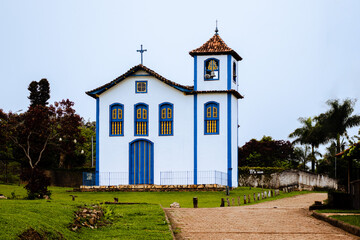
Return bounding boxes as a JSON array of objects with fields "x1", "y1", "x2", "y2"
[
  {"x1": 86, "y1": 64, "x2": 194, "y2": 98},
  {"x1": 189, "y1": 33, "x2": 242, "y2": 61},
  {"x1": 86, "y1": 64, "x2": 243, "y2": 99}
]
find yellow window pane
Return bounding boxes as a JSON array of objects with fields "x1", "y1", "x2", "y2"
[
  {"x1": 167, "y1": 108, "x2": 172, "y2": 119},
  {"x1": 137, "y1": 109, "x2": 141, "y2": 119},
  {"x1": 161, "y1": 108, "x2": 166, "y2": 119},
  {"x1": 213, "y1": 107, "x2": 217, "y2": 118},
  {"x1": 207, "y1": 60, "x2": 218, "y2": 71},
  {"x1": 143, "y1": 109, "x2": 147, "y2": 119},
  {"x1": 112, "y1": 109, "x2": 117, "y2": 119},
  {"x1": 207, "y1": 107, "x2": 211, "y2": 118},
  {"x1": 118, "y1": 109, "x2": 122, "y2": 119}
]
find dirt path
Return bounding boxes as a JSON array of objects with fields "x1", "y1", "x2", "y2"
[{"x1": 165, "y1": 193, "x2": 359, "y2": 240}]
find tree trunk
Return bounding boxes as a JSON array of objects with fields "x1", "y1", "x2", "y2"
[
  {"x1": 335, "y1": 133, "x2": 341, "y2": 179},
  {"x1": 59, "y1": 152, "x2": 66, "y2": 168},
  {"x1": 311, "y1": 145, "x2": 315, "y2": 172},
  {"x1": 348, "y1": 158, "x2": 352, "y2": 194}
]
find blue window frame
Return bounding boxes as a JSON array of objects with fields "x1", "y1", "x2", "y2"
[
  {"x1": 159, "y1": 103, "x2": 173, "y2": 136},
  {"x1": 233, "y1": 61, "x2": 237, "y2": 82},
  {"x1": 204, "y1": 102, "x2": 219, "y2": 135},
  {"x1": 204, "y1": 58, "x2": 219, "y2": 80},
  {"x1": 135, "y1": 81, "x2": 147, "y2": 93},
  {"x1": 110, "y1": 103, "x2": 124, "y2": 136},
  {"x1": 134, "y1": 103, "x2": 148, "y2": 136}
]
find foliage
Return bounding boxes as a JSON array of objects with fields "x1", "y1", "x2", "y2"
[
  {"x1": 55, "y1": 99, "x2": 84, "y2": 169},
  {"x1": 76, "y1": 121, "x2": 96, "y2": 168},
  {"x1": 292, "y1": 146, "x2": 311, "y2": 171},
  {"x1": 20, "y1": 168, "x2": 51, "y2": 199},
  {"x1": 7, "y1": 105, "x2": 56, "y2": 170},
  {"x1": 28, "y1": 78, "x2": 50, "y2": 107},
  {"x1": 316, "y1": 99, "x2": 360, "y2": 155},
  {"x1": 289, "y1": 117, "x2": 325, "y2": 172},
  {"x1": 238, "y1": 136, "x2": 295, "y2": 168}
]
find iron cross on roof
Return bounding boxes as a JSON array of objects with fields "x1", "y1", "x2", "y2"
[{"x1": 136, "y1": 44, "x2": 147, "y2": 65}]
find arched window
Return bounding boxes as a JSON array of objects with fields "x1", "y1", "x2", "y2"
[
  {"x1": 204, "y1": 102, "x2": 219, "y2": 134},
  {"x1": 233, "y1": 62, "x2": 237, "y2": 82},
  {"x1": 204, "y1": 58, "x2": 219, "y2": 80},
  {"x1": 134, "y1": 103, "x2": 148, "y2": 136},
  {"x1": 159, "y1": 103, "x2": 173, "y2": 136},
  {"x1": 110, "y1": 103, "x2": 124, "y2": 136}
]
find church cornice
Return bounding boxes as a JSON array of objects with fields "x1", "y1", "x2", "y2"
[{"x1": 186, "y1": 89, "x2": 244, "y2": 99}]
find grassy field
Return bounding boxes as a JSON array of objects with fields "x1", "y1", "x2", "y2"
[
  {"x1": 0, "y1": 184, "x2": 313, "y2": 239},
  {"x1": 330, "y1": 215, "x2": 360, "y2": 228}
]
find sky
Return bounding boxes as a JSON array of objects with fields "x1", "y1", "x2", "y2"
[{"x1": 1, "y1": 0, "x2": 359, "y2": 153}]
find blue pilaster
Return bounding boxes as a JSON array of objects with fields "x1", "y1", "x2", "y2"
[
  {"x1": 95, "y1": 97, "x2": 100, "y2": 186},
  {"x1": 227, "y1": 93, "x2": 232, "y2": 187}
]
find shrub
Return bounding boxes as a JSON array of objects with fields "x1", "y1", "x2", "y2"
[{"x1": 20, "y1": 168, "x2": 51, "y2": 199}]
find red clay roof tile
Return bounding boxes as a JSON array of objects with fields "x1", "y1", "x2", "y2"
[{"x1": 189, "y1": 34, "x2": 242, "y2": 61}]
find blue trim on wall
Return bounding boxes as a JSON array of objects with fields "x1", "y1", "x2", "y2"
[
  {"x1": 194, "y1": 56, "x2": 197, "y2": 91},
  {"x1": 227, "y1": 55, "x2": 231, "y2": 90},
  {"x1": 193, "y1": 94, "x2": 198, "y2": 185},
  {"x1": 227, "y1": 93, "x2": 232, "y2": 187},
  {"x1": 95, "y1": 97, "x2": 100, "y2": 186}
]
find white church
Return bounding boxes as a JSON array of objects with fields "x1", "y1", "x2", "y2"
[{"x1": 86, "y1": 29, "x2": 243, "y2": 187}]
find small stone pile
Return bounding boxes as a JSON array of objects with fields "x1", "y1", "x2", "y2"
[
  {"x1": 170, "y1": 202, "x2": 181, "y2": 208},
  {"x1": 70, "y1": 206, "x2": 105, "y2": 231}
]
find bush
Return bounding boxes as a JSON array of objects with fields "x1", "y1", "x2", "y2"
[{"x1": 20, "y1": 168, "x2": 51, "y2": 199}]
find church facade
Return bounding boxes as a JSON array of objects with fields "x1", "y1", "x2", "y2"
[{"x1": 86, "y1": 31, "x2": 243, "y2": 187}]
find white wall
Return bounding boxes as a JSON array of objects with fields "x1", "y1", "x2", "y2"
[{"x1": 98, "y1": 71, "x2": 194, "y2": 185}]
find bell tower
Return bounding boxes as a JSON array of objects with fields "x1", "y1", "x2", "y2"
[
  {"x1": 189, "y1": 29, "x2": 242, "y2": 92},
  {"x1": 189, "y1": 28, "x2": 243, "y2": 188}
]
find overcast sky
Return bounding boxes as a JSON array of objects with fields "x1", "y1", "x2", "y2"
[{"x1": 1, "y1": 0, "x2": 359, "y2": 152}]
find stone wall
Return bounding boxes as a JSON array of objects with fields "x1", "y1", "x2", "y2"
[{"x1": 239, "y1": 169, "x2": 338, "y2": 190}]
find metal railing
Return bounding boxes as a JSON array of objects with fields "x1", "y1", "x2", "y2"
[
  {"x1": 83, "y1": 170, "x2": 227, "y2": 186},
  {"x1": 160, "y1": 170, "x2": 227, "y2": 186}
]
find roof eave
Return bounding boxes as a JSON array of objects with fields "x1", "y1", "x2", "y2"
[{"x1": 189, "y1": 51, "x2": 242, "y2": 61}]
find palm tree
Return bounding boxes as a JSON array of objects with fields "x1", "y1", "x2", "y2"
[
  {"x1": 317, "y1": 99, "x2": 360, "y2": 154},
  {"x1": 316, "y1": 99, "x2": 360, "y2": 178},
  {"x1": 293, "y1": 146, "x2": 311, "y2": 171},
  {"x1": 289, "y1": 117, "x2": 324, "y2": 172}
]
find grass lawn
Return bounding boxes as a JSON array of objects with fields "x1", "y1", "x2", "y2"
[
  {"x1": 329, "y1": 215, "x2": 360, "y2": 228},
  {"x1": 316, "y1": 209, "x2": 360, "y2": 214},
  {"x1": 0, "y1": 184, "x2": 314, "y2": 239}
]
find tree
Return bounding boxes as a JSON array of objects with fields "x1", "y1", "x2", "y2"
[
  {"x1": 293, "y1": 146, "x2": 311, "y2": 171},
  {"x1": 317, "y1": 99, "x2": 360, "y2": 155},
  {"x1": 7, "y1": 106, "x2": 55, "y2": 170},
  {"x1": 55, "y1": 99, "x2": 84, "y2": 168},
  {"x1": 316, "y1": 99, "x2": 360, "y2": 179},
  {"x1": 28, "y1": 78, "x2": 50, "y2": 107},
  {"x1": 238, "y1": 136, "x2": 295, "y2": 168},
  {"x1": 289, "y1": 117, "x2": 325, "y2": 172}
]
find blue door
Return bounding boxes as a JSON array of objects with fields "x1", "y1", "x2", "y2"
[{"x1": 129, "y1": 139, "x2": 154, "y2": 184}]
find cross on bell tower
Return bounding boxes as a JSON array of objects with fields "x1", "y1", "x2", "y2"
[{"x1": 136, "y1": 44, "x2": 147, "y2": 65}]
